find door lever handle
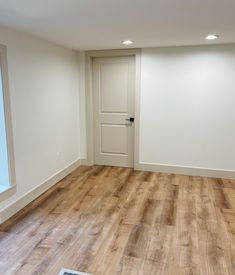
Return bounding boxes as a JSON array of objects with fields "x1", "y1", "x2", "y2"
[{"x1": 125, "y1": 117, "x2": 134, "y2": 122}]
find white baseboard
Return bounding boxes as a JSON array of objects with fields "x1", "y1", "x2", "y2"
[
  {"x1": 81, "y1": 158, "x2": 93, "y2": 166},
  {"x1": 0, "y1": 159, "x2": 82, "y2": 224},
  {"x1": 136, "y1": 162, "x2": 235, "y2": 179}
]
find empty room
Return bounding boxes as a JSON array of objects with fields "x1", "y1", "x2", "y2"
[{"x1": 0, "y1": 1, "x2": 235, "y2": 274}]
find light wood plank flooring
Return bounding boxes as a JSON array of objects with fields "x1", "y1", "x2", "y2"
[{"x1": 1, "y1": 165, "x2": 235, "y2": 275}]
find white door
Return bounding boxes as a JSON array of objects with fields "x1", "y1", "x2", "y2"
[{"x1": 93, "y1": 56, "x2": 135, "y2": 167}]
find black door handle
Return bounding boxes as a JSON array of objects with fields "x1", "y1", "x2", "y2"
[{"x1": 125, "y1": 117, "x2": 134, "y2": 122}]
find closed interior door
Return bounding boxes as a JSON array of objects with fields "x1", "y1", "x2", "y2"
[{"x1": 93, "y1": 56, "x2": 135, "y2": 167}]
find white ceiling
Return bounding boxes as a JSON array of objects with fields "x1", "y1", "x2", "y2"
[{"x1": 0, "y1": 0, "x2": 234, "y2": 50}]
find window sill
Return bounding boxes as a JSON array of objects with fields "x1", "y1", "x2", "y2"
[{"x1": 0, "y1": 184, "x2": 16, "y2": 202}]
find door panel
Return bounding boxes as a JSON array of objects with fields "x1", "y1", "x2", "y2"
[
  {"x1": 93, "y1": 56, "x2": 135, "y2": 167},
  {"x1": 101, "y1": 124, "x2": 128, "y2": 154},
  {"x1": 100, "y1": 62, "x2": 128, "y2": 113}
]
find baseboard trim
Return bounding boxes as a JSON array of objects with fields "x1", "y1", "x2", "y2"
[
  {"x1": 0, "y1": 159, "x2": 82, "y2": 224},
  {"x1": 81, "y1": 158, "x2": 93, "y2": 166},
  {"x1": 136, "y1": 162, "x2": 235, "y2": 179}
]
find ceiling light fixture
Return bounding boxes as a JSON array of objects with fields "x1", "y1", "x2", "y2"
[
  {"x1": 205, "y1": 34, "x2": 219, "y2": 40},
  {"x1": 122, "y1": 40, "x2": 133, "y2": 45}
]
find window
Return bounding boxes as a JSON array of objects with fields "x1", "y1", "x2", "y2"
[
  {"x1": 0, "y1": 45, "x2": 15, "y2": 195},
  {"x1": 0, "y1": 63, "x2": 9, "y2": 191}
]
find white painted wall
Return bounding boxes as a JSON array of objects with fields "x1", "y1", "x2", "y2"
[
  {"x1": 0, "y1": 26, "x2": 81, "y2": 210},
  {"x1": 140, "y1": 45, "x2": 235, "y2": 171},
  {"x1": 0, "y1": 68, "x2": 9, "y2": 186}
]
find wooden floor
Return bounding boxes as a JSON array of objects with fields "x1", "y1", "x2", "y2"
[{"x1": 1, "y1": 166, "x2": 235, "y2": 275}]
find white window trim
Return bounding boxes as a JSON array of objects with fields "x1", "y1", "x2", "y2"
[{"x1": 0, "y1": 45, "x2": 16, "y2": 201}]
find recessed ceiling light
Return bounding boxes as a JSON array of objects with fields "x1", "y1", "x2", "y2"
[
  {"x1": 122, "y1": 40, "x2": 133, "y2": 45},
  {"x1": 205, "y1": 34, "x2": 219, "y2": 40}
]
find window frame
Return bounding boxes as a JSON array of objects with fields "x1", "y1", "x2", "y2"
[{"x1": 0, "y1": 44, "x2": 16, "y2": 199}]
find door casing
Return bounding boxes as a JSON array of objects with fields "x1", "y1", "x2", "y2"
[{"x1": 85, "y1": 49, "x2": 141, "y2": 169}]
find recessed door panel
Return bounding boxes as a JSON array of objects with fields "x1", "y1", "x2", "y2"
[
  {"x1": 101, "y1": 124, "x2": 128, "y2": 155},
  {"x1": 100, "y1": 63, "x2": 128, "y2": 113}
]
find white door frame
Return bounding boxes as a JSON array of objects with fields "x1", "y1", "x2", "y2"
[{"x1": 85, "y1": 49, "x2": 141, "y2": 169}]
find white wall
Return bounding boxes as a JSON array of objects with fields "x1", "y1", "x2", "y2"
[
  {"x1": 140, "y1": 45, "x2": 235, "y2": 172},
  {"x1": 0, "y1": 26, "x2": 82, "y2": 211},
  {"x1": 0, "y1": 69, "x2": 9, "y2": 186}
]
